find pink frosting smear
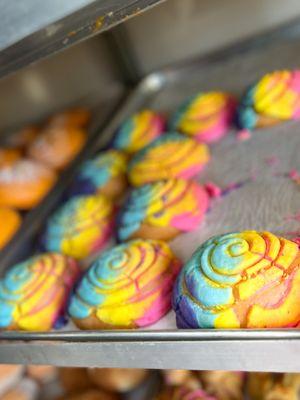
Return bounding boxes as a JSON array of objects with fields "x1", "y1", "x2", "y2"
[
  {"x1": 204, "y1": 182, "x2": 222, "y2": 198},
  {"x1": 236, "y1": 129, "x2": 251, "y2": 141}
]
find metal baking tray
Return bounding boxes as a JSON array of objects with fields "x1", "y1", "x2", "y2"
[
  {"x1": 0, "y1": 91, "x2": 125, "y2": 271},
  {"x1": 40, "y1": 370, "x2": 160, "y2": 400},
  {"x1": 0, "y1": 0, "x2": 165, "y2": 80},
  {"x1": 1, "y1": 19, "x2": 300, "y2": 371}
]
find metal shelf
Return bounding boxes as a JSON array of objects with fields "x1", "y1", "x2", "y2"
[
  {"x1": 1, "y1": 19, "x2": 300, "y2": 371},
  {"x1": 1, "y1": 330, "x2": 300, "y2": 372},
  {"x1": 0, "y1": 0, "x2": 165, "y2": 79}
]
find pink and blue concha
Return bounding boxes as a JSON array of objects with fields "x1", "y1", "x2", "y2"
[
  {"x1": 68, "y1": 239, "x2": 182, "y2": 329},
  {"x1": 117, "y1": 179, "x2": 209, "y2": 242},
  {"x1": 173, "y1": 230, "x2": 300, "y2": 329}
]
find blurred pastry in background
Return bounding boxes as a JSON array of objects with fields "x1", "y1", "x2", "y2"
[
  {"x1": 247, "y1": 372, "x2": 300, "y2": 400},
  {"x1": 26, "y1": 365, "x2": 57, "y2": 385},
  {"x1": 57, "y1": 389, "x2": 119, "y2": 400},
  {"x1": 0, "y1": 148, "x2": 21, "y2": 167},
  {"x1": 246, "y1": 372, "x2": 273, "y2": 400},
  {"x1": 47, "y1": 108, "x2": 91, "y2": 129},
  {"x1": 0, "y1": 207, "x2": 22, "y2": 250},
  {"x1": 198, "y1": 371, "x2": 244, "y2": 400},
  {"x1": 0, "y1": 159, "x2": 57, "y2": 210},
  {"x1": 88, "y1": 368, "x2": 150, "y2": 393},
  {"x1": 42, "y1": 194, "x2": 115, "y2": 260},
  {"x1": 265, "y1": 373, "x2": 300, "y2": 400},
  {"x1": 3, "y1": 126, "x2": 39, "y2": 150},
  {"x1": 117, "y1": 179, "x2": 209, "y2": 242},
  {"x1": 264, "y1": 383, "x2": 298, "y2": 400},
  {"x1": 113, "y1": 110, "x2": 165, "y2": 154},
  {"x1": 28, "y1": 125, "x2": 87, "y2": 170},
  {"x1": 155, "y1": 386, "x2": 216, "y2": 400},
  {"x1": 170, "y1": 92, "x2": 236, "y2": 143},
  {"x1": 237, "y1": 70, "x2": 300, "y2": 131},
  {"x1": 162, "y1": 370, "x2": 199, "y2": 388},
  {"x1": 58, "y1": 368, "x2": 93, "y2": 394},
  {"x1": 281, "y1": 373, "x2": 300, "y2": 394},
  {"x1": 69, "y1": 150, "x2": 127, "y2": 200},
  {"x1": 0, "y1": 365, "x2": 24, "y2": 397},
  {"x1": 0, "y1": 253, "x2": 80, "y2": 331},
  {"x1": 2, "y1": 378, "x2": 38, "y2": 400},
  {"x1": 128, "y1": 132, "x2": 210, "y2": 186}
]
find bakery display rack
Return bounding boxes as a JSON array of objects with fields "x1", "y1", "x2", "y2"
[
  {"x1": 0, "y1": 0, "x2": 165, "y2": 79},
  {"x1": 1, "y1": 14, "x2": 300, "y2": 372}
]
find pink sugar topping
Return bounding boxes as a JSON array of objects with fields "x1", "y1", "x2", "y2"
[
  {"x1": 204, "y1": 182, "x2": 222, "y2": 198},
  {"x1": 236, "y1": 129, "x2": 251, "y2": 141}
]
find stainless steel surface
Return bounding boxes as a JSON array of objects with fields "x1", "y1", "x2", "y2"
[
  {"x1": 124, "y1": 0, "x2": 300, "y2": 74},
  {"x1": 1, "y1": 21, "x2": 300, "y2": 370},
  {"x1": 0, "y1": 35, "x2": 122, "y2": 133},
  {"x1": 0, "y1": 0, "x2": 165, "y2": 79},
  {"x1": 2, "y1": 329, "x2": 300, "y2": 342},
  {"x1": 1, "y1": 335, "x2": 300, "y2": 372}
]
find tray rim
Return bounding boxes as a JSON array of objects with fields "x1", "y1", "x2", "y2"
[{"x1": 1, "y1": 329, "x2": 300, "y2": 342}]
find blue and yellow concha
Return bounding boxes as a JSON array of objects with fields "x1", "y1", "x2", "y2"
[
  {"x1": 173, "y1": 230, "x2": 300, "y2": 329},
  {"x1": 237, "y1": 70, "x2": 300, "y2": 130}
]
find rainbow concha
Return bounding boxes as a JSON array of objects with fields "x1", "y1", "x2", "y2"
[
  {"x1": 113, "y1": 109, "x2": 165, "y2": 154},
  {"x1": 128, "y1": 132, "x2": 210, "y2": 186},
  {"x1": 173, "y1": 231, "x2": 300, "y2": 329},
  {"x1": 117, "y1": 179, "x2": 209, "y2": 241},
  {"x1": 0, "y1": 253, "x2": 80, "y2": 331},
  {"x1": 69, "y1": 239, "x2": 182, "y2": 328},
  {"x1": 237, "y1": 70, "x2": 300, "y2": 129},
  {"x1": 42, "y1": 194, "x2": 114, "y2": 260},
  {"x1": 170, "y1": 92, "x2": 236, "y2": 143}
]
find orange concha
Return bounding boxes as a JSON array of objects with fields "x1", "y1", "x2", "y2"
[
  {"x1": 28, "y1": 125, "x2": 86, "y2": 170},
  {"x1": 0, "y1": 207, "x2": 22, "y2": 250},
  {"x1": 0, "y1": 148, "x2": 21, "y2": 167},
  {"x1": 0, "y1": 159, "x2": 57, "y2": 210}
]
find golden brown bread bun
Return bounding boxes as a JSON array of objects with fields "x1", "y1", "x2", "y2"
[
  {"x1": 0, "y1": 365, "x2": 24, "y2": 397},
  {"x1": 247, "y1": 373, "x2": 300, "y2": 400},
  {"x1": 162, "y1": 370, "x2": 200, "y2": 389},
  {"x1": 264, "y1": 384, "x2": 298, "y2": 400},
  {"x1": 246, "y1": 372, "x2": 272, "y2": 400},
  {"x1": 0, "y1": 207, "x2": 22, "y2": 250},
  {"x1": 26, "y1": 365, "x2": 57, "y2": 384},
  {"x1": 28, "y1": 126, "x2": 86, "y2": 170},
  {"x1": 0, "y1": 148, "x2": 21, "y2": 167},
  {"x1": 154, "y1": 386, "x2": 215, "y2": 400},
  {"x1": 2, "y1": 378, "x2": 38, "y2": 400},
  {"x1": 57, "y1": 389, "x2": 119, "y2": 400},
  {"x1": 88, "y1": 368, "x2": 149, "y2": 392},
  {"x1": 198, "y1": 371, "x2": 244, "y2": 400},
  {"x1": 0, "y1": 159, "x2": 57, "y2": 210},
  {"x1": 47, "y1": 108, "x2": 91, "y2": 129},
  {"x1": 59, "y1": 368, "x2": 93, "y2": 394}
]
